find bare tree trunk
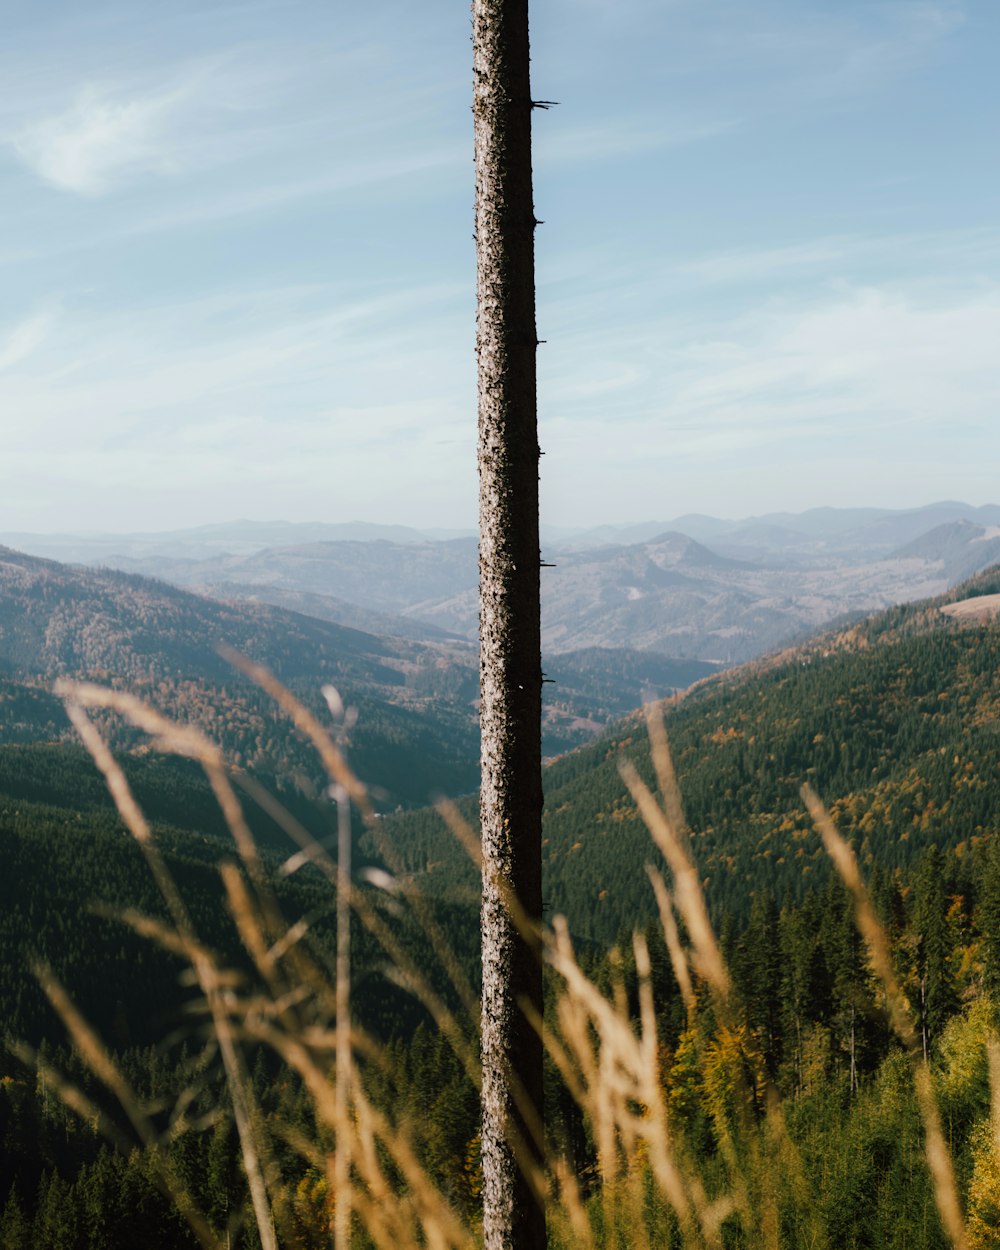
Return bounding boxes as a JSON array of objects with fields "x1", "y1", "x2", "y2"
[{"x1": 473, "y1": 1, "x2": 545, "y2": 1248}]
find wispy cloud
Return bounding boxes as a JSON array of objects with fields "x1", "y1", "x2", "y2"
[
  {"x1": 5, "y1": 48, "x2": 303, "y2": 197},
  {"x1": 616, "y1": 0, "x2": 965, "y2": 122},
  {"x1": 675, "y1": 227, "x2": 1000, "y2": 288},
  {"x1": 677, "y1": 237, "x2": 865, "y2": 286},
  {"x1": 12, "y1": 80, "x2": 194, "y2": 195},
  {"x1": 732, "y1": 0, "x2": 965, "y2": 90},
  {"x1": 0, "y1": 273, "x2": 479, "y2": 526},
  {"x1": 539, "y1": 275, "x2": 1000, "y2": 464},
  {"x1": 540, "y1": 275, "x2": 998, "y2": 520},
  {"x1": 0, "y1": 280, "x2": 473, "y2": 461},
  {"x1": 801, "y1": 0, "x2": 966, "y2": 100},
  {"x1": 0, "y1": 309, "x2": 55, "y2": 370},
  {"x1": 535, "y1": 114, "x2": 737, "y2": 166},
  {"x1": 125, "y1": 143, "x2": 466, "y2": 236}
]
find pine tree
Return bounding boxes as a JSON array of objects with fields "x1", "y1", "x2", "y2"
[
  {"x1": 0, "y1": 1188, "x2": 30, "y2": 1250},
  {"x1": 978, "y1": 836, "x2": 1000, "y2": 997},
  {"x1": 912, "y1": 845, "x2": 957, "y2": 1058}
]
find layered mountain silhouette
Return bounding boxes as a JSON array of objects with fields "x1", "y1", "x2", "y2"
[{"x1": 14, "y1": 502, "x2": 997, "y2": 666}]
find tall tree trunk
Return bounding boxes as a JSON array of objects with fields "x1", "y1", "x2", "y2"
[{"x1": 473, "y1": 2, "x2": 545, "y2": 1248}]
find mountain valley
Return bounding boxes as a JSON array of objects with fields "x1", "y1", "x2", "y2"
[{"x1": 3, "y1": 529, "x2": 1000, "y2": 1249}]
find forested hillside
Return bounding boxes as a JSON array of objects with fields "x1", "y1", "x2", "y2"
[
  {"x1": 4, "y1": 741, "x2": 1000, "y2": 1248},
  {"x1": 0, "y1": 545, "x2": 483, "y2": 809},
  {"x1": 0, "y1": 760, "x2": 479, "y2": 1249},
  {"x1": 3, "y1": 559, "x2": 1000, "y2": 1247},
  {"x1": 0, "y1": 546, "x2": 714, "y2": 786},
  {"x1": 373, "y1": 565, "x2": 1000, "y2": 945}
]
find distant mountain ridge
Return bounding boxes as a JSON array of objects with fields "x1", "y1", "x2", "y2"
[
  {"x1": 891, "y1": 519, "x2": 1000, "y2": 579},
  {"x1": 0, "y1": 520, "x2": 474, "y2": 564},
  {"x1": 550, "y1": 501, "x2": 1000, "y2": 556},
  {"x1": 379, "y1": 522, "x2": 1000, "y2": 663},
  {"x1": 6, "y1": 501, "x2": 999, "y2": 565},
  {"x1": 9, "y1": 502, "x2": 997, "y2": 666}
]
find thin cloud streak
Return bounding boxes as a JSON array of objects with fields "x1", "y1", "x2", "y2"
[
  {"x1": 535, "y1": 115, "x2": 738, "y2": 165},
  {"x1": 538, "y1": 279, "x2": 1000, "y2": 490},
  {"x1": 676, "y1": 227, "x2": 1000, "y2": 286},
  {"x1": 0, "y1": 309, "x2": 56, "y2": 370},
  {"x1": 0, "y1": 282, "x2": 474, "y2": 462},
  {"x1": 126, "y1": 144, "x2": 468, "y2": 236}
]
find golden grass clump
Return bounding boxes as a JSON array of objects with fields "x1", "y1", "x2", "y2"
[{"x1": 22, "y1": 672, "x2": 998, "y2": 1249}]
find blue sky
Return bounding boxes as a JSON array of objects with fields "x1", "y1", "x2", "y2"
[{"x1": 1, "y1": 0, "x2": 998, "y2": 533}]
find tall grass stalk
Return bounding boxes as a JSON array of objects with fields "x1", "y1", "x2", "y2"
[{"x1": 21, "y1": 673, "x2": 997, "y2": 1248}]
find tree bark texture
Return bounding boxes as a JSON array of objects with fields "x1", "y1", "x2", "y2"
[{"x1": 473, "y1": 2, "x2": 545, "y2": 1248}]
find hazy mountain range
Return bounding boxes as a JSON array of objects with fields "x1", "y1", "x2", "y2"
[
  {"x1": 8, "y1": 499, "x2": 999, "y2": 563},
  {"x1": 9, "y1": 502, "x2": 997, "y2": 666}
]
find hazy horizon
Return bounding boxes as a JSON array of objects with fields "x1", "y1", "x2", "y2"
[{"x1": 2, "y1": 497, "x2": 999, "y2": 545}]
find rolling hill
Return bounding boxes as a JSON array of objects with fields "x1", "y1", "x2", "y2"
[
  {"x1": 0, "y1": 545, "x2": 715, "y2": 800},
  {"x1": 0, "y1": 545, "x2": 482, "y2": 809}
]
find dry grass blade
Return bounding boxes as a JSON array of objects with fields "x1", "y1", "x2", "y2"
[
  {"x1": 252, "y1": 1020, "x2": 474, "y2": 1250},
  {"x1": 334, "y1": 779, "x2": 353, "y2": 1250},
  {"x1": 196, "y1": 946, "x2": 279, "y2": 1250},
  {"x1": 116, "y1": 907, "x2": 217, "y2": 964},
  {"x1": 989, "y1": 1039, "x2": 1000, "y2": 1159},
  {"x1": 551, "y1": 1157, "x2": 595, "y2": 1250},
  {"x1": 218, "y1": 861, "x2": 308, "y2": 1035},
  {"x1": 218, "y1": 646, "x2": 369, "y2": 812},
  {"x1": 802, "y1": 783, "x2": 970, "y2": 1250},
  {"x1": 801, "y1": 784, "x2": 914, "y2": 1049},
  {"x1": 913, "y1": 1062, "x2": 971, "y2": 1250},
  {"x1": 620, "y1": 757, "x2": 729, "y2": 1000},
  {"x1": 10, "y1": 1040, "x2": 136, "y2": 1156},
  {"x1": 543, "y1": 916, "x2": 711, "y2": 1245},
  {"x1": 58, "y1": 679, "x2": 264, "y2": 876},
  {"x1": 57, "y1": 682, "x2": 279, "y2": 1250},
  {"x1": 356, "y1": 791, "x2": 481, "y2": 1029},
  {"x1": 231, "y1": 657, "x2": 482, "y2": 1046},
  {"x1": 646, "y1": 865, "x2": 696, "y2": 1018},
  {"x1": 60, "y1": 699, "x2": 192, "y2": 933},
  {"x1": 236, "y1": 766, "x2": 320, "y2": 847},
  {"x1": 12, "y1": 1018, "x2": 221, "y2": 1249},
  {"x1": 230, "y1": 675, "x2": 477, "y2": 1077},
  {"x1": 56, "y1": 678, "x2": 211, "y2": 757},
  {"x1": 644, "y1": 700, "x2": 691, "y2": 841}
]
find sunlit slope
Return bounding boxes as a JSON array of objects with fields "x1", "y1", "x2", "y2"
[{"x1": 372, "y1": 566, "x2": 1000, "y2": 945}]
